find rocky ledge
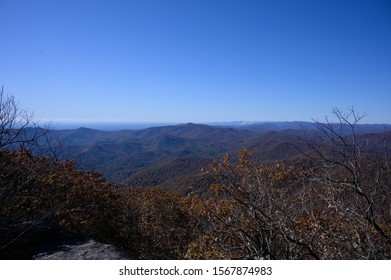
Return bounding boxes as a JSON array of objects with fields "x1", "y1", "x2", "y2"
[
  {"x1": 33, "y1": 238, "x2": 129, "y2": 260},
  {"x1": 1, "y1": 220, "x2": 130, "y2": 260}
]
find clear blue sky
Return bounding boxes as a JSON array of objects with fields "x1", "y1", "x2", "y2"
[{"x1": 1, "y1": 0, "x2": 390, "y2": 124}]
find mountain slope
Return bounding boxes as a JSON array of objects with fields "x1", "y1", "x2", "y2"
[{"x1": 53, "y1": 122, "x2": 391, "y2": 192}]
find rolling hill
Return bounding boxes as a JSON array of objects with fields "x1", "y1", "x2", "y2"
[{"x1": 52, "y1": 122, "x2": 391, "y2": 193}]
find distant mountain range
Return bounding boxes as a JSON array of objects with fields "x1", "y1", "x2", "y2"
[
  {"x1": 53, "y1": 120, "x2": 391, "y2": 132},
  {"x1": 50, "y1": 122, "x2": 391, "y2": 193}
]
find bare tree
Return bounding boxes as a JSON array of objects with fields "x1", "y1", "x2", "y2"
[
  {"x1": 296, "y1": 107, "x2": 391, "y2": 258},
  {"x1": 0, "y1": 86, "x2": 49, "y2": 150},
  {"x1": 0, "y1": 86, "x2": 63, "y2": 160}
]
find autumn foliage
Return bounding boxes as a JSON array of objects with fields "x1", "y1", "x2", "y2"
[{"x1": 1, "y1": 143, "x2": 391, "y2": 259}]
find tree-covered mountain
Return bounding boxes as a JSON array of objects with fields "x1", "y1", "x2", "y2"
[{"x1": 53, "y1": 122, "x2": 391, "y2": 193}]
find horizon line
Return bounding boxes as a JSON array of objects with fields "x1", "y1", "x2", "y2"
[{"x1": 43, "y1": 120, "x2": 391, "y2": 131}]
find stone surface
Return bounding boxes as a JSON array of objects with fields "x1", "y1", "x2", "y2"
[
  {"x1": 33, "y1": 238, "x2": 129, "y2": 260},
  {"x1": 1, "y1": 220, "x2": 130, "y2": 260}
]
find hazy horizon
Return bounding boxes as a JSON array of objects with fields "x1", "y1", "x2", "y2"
[{"x1": 49, "y1": 119, "x2": 391, "y2": 131}]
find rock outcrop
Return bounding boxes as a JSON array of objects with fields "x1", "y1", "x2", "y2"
[
  {"x1": 1, "y1": 220, "x2": 130, "y2": 260},
  {"x1": 33, "y1": 238, "x2": 129, "y2": 260}
]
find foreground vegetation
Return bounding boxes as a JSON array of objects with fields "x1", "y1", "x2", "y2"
[{"x1": 1, "y1": 144, "x2": 390, "y2": 259}]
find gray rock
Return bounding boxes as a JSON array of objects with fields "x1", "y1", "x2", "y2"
[
  {"x1": 1, "y1": 220, "x2": 131, "y2": 260},
  {"x1": 33, "y1": 239, "x2": 130, "y2": 260}
]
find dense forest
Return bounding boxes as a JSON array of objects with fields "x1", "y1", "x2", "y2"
[
  {"x1": 1, "y1": 90, "x2": 390, "y2": 259},
  {"x1": 50, "y1": 118, "x2": 391, "y2": 195}
]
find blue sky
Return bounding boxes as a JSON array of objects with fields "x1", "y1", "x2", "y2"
[{"x1": 1, "y1": 0, "x2": 390, "y2": 124}]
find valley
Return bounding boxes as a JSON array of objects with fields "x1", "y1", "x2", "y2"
[{"x1": 53, "y1": 121, "x2": 391, "y2": 194}]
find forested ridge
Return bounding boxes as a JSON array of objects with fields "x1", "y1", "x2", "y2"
[
  {"x1": 1, "y1": 88, "x2": 390, "y2": 259},
  {"x1": 53, "y1": 120, "x2": 391, "y2": 194}
]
